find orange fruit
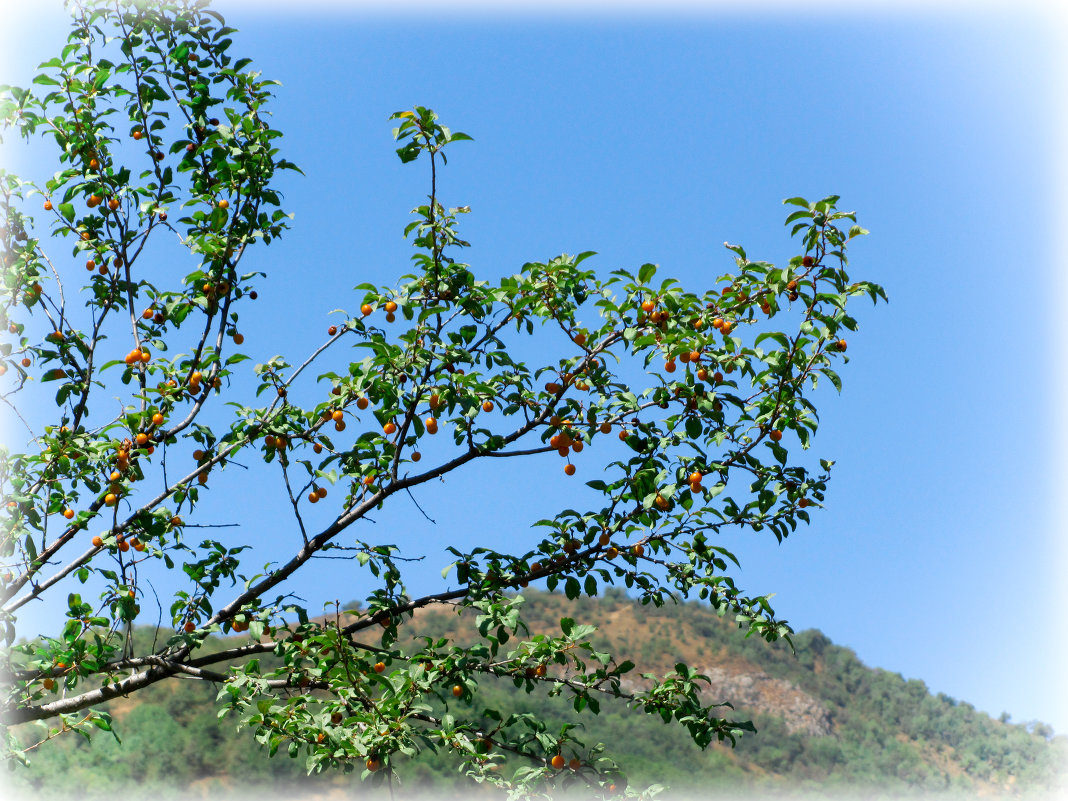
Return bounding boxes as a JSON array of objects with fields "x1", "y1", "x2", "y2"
[
  {"x1": 836, "y1": 339, "x2": 847, "y2": 352},
  {"x1": 425, "y1": 417, "x2": 438, "y2": 434},
  {"x1": 366, "y1": 758, "x2": 381, "y2": 772},
  {"x1": 360, "y1": 303, "x2": 372, "y2": 316},
  {"x1": 632, "y1": 543, "x2": 645, "y2": 556},
  {"x1": 63, "y1": 508, "x2": 75, "y2": 520},
  {"x1": 451, "y1": 684, "x2": 464, "y2": 698},
  {"x1": 327, "y1": 325, "x2": 337, "y2": 336},
  {"x1": 697, "y1": 368, "x2": 709, "y2": 382},
  {"x1": 332, "y1": 410, "x2": 344, "y2": 422},
  {"x1": 86, "y1": 259, "x2": 96, "y2": 270},
  {"x1": 769, "y1": 429, "x2": 783, "y2": 442},
  {"x1": 599, "y1": 421, "x2": 612, "y2": 434},
  {"x1": 43, "y1": 678, "x2": 55, "y2": 691},
  {"x1": 411, "y1": 451, "x2": 421, "y2": 462},
  {"x1": 689, "y1": 471, "x2": 702, "y2": 485},
  {"x1": 598, "y1": 532, "x2": 611, "y2": 546},
  {"x1": 43, "y1": 200, "x2": 53, "y2": 211},
  {"x1": 384, "y1": 301, "x2": 398, "y2": 313},
  {"x1": 356, "y1": 397, "x2": 369, "y2": 410},
  {"x1": 374, "y1": 661, "x2": 386, "y2": 673},
  {"x1": 135, "y1": 432, "x2": 149, "y2": 446},
  {"x1": 640, "y1": 300, "x2": 655, "y2": 314},
  {"x1": 108, "y1": 197, "x2": 119, "y2": 211},
  {"x1": 152, "y1": 413, "x2": 164, "y2": 426},
  {"x1": 104, "y1": 493, "x2": 117, "y2": 506},
  {"x1": 564, "y1": 464, "x2": 576, "y2": 476},
  {"x1": 315, "y1": 487, "x2": 328, "y2": 499},
  {"x1": 218, "y1": 199, "x2": 229, "y2": 209},
  {"x1": 308, "y1": 492, "x2": 318, "y2": 503},
  {"x1": 383, "y1": 422, "x2": 397, "y2": 435},
  {"x1": 91, "y1": 535, "x2": 103, "y2": 547},
  {"x1": 551, "y1": 754, "x2": 565, "y2": 770},
  {"x1": 232, "y1": 332, "x2": 244, "y2": 345},
  {"x1": 664, "y1": 360, "x2": 676, "y2": 373},
  {"x1": 482, "y1": 400, "x2": 493, "y2": 412},
  {"x1": 569, "y1": 758, "x2": 581, "y2": 770},
  {"x1": 170, "y1": 516, "x2": 182, "y2": 527},
  {"x1": 184, "y1": 621, "x2": 195, "y2": 633}
]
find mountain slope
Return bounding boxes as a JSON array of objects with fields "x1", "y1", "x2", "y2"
[{"x1": 7, "y1": 588, "x2": 1065, "y2": 799}]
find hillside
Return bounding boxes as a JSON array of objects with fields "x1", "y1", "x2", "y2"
[{"x1": 7, "y1": 589, "x2": 1065, "y2": 799}]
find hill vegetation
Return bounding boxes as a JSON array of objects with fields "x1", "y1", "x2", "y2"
[{"x1": 7, "y1": 589, "x2": 1064, "y2": 799}]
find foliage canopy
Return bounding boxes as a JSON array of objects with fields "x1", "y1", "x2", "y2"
[{"x1": 0, "y1": 1, "x2": 884, "y2": 797}]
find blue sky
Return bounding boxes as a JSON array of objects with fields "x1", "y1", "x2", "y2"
[{"x1": 2, "y1": 0, "x2": 1065, "y2": 741}]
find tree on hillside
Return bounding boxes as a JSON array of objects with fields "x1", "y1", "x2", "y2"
[{"x1": 0, "y1": 1, "x2": 884, "y2": 797}]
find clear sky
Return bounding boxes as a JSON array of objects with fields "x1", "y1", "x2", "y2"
[{"x1": 2, "y1": 0, "x2": 1065, "y2": 742}]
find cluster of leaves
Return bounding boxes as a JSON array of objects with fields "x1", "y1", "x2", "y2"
[{"x1": 0, "y1": 1, "x2": 884, "y2": 798}]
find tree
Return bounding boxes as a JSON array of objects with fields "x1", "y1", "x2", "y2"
[{"x1": 0, "y1": 1, "x2": 885, "y2": 797}]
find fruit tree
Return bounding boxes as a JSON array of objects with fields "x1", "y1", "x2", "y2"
[{"x1": 0, "y1": 1, "x2": 885, "y2": 797}]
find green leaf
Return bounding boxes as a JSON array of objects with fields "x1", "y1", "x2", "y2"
[
  {"x1": 685, "y1": 416, "x2": 702, "y2": 439},
  {"x1": 564, "y1": 577, "x2": 580, "y2": 600}
]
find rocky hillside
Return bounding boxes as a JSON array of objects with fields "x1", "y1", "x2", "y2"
[{"x1": 7, "y1": 588, "x2": 1066, "y2": 799}]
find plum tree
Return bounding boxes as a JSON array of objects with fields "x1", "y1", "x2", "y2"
[{"x1": 0, "y1": 1, "x2": 884, "y2": 797}]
